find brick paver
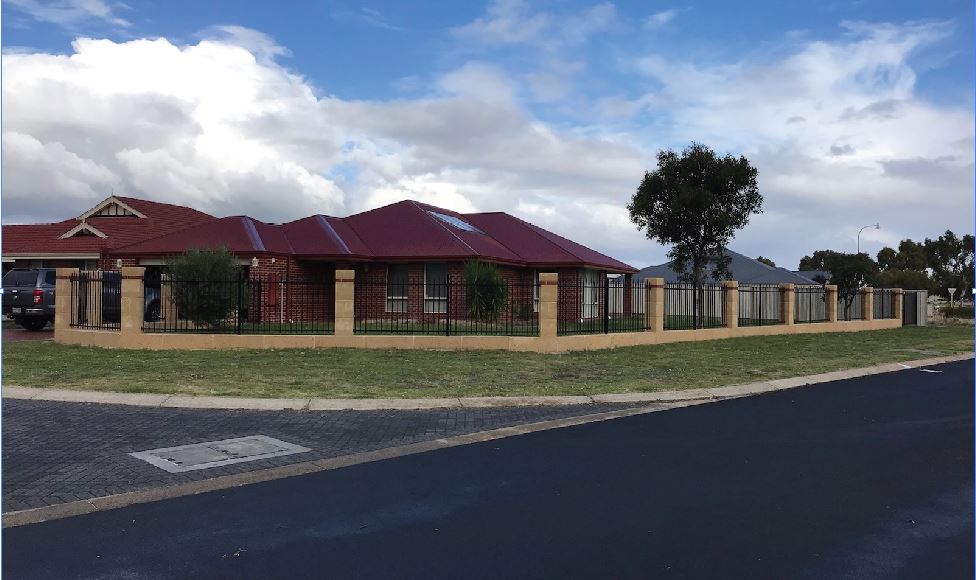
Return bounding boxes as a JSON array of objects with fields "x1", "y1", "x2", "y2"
[{"x1": 2, "y1": 399, "x2": 634, "y2": 512}]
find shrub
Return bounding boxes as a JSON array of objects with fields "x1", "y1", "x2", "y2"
[
  {"x1": 940, "y1": 304, "x2": 974, "y2": 319},
  {"x1": 465, "y1": 261, "x2": 508, "y2": 322},
  {"x1": 167, "y1": 247, "x2": 243, "y2": 328}
]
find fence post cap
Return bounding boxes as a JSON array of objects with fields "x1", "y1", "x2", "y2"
[
  {"x1": 121, "y1": 266, "x2": 145, "y2": 276},
  {"x1": 539, "y1": 272, "x2": 558, "y2": 283},
  {"x1": 720, "y1": 280, "x2": 738, "y2": 288},
  {"x1": 779, "y1": 283, "x2": 795, "y2": 290}
]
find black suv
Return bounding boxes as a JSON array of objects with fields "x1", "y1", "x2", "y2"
[{"x1": 2, "y1": 268, "x2": 57, "y2": 331}]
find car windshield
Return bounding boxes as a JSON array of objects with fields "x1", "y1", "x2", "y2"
[{"x1": 2, "y1": 270, "x2": 38, "y2": 287}]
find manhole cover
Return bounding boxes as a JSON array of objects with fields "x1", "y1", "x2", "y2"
[{"x1": 130, "y1": 435, "x2": 311, "y2": 473}]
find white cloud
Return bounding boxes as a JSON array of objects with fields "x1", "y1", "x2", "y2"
[
  {"x1": 451, "y1": 0, "x2": 616, "y2": 50},
  {"x1": 1, "y1": 32, "x2": 653, "y2": 265},
  {"x1": 628, "y1": 19, "x2": 973, "y2": 266},
  {"x1": 644, "y1": 8, "x2": 680, "y2": 29},
  {"x1": 436, "y1": 61, "x2": 518, "y2": 105},
  {"x1": 4, "y1": 0, "x2": 130, "y2": 28}
]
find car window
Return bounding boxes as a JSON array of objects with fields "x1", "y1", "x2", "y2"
[
  {"x1": 44, "y1": 271, "x2": 56, "y2": 286},
  {"x1": 2, "y1": 270, "x2": 38, "y2": 286}
]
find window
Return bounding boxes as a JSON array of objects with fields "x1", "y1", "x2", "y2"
[
  {"x1": 424, "y1": 263, "x2": 449, "y2": 313},
  {"x1": 533, "y1": 270, "x2": 540, "y2": 313},
  {"x1": 582, "y1": 269, "x2": 600, "y2": 319},
  {"x1": 44, "y1": 271, "x2": 56, "y2": 286},
  {"x1": 427, "y1": 211, "x2": 483, "y2": 233},
  {"x1": 386, "y1": 264, "x2": 408, "y2": 313}
]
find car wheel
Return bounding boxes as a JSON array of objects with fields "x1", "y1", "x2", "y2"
[
  {"x1": 144, "y1": 300, "x2": 161, "y2": 322},
  {"x1": 21, "y1": 319, "x2": 47, "y2": 331}
]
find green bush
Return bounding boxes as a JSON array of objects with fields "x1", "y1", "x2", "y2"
[
  {"x1": 940, "y1": 304, "x2": 974, "y2": 319},
  {"x1": 465, "y1": 261, "x2": 508, "y2": 323},
  {"x1": 167, "y1": 247, "x2": 243, "y2": 328}
]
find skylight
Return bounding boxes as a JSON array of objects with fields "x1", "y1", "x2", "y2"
[{"x1": 428, "y1": 211, "x2": 483, "y2": 233}]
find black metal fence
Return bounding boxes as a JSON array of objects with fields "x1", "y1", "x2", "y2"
[
  {"x1": 794, "y1": 285, "x2": 828, "y2": 324},
  {"x1": 354, "y1": 279, "x2": 538, "y2": 336},
  {"x1": 738, "y1": 284, "x2": 782, "y2": 327},
  {"x1": 69, "y1": 271, "x2": 121, "y2": 330},
  {"x1": 556, "y1": 276, "x2": 647, "y2": 335},
  {"x1": 873, "y1": 288, "x2": 896, "y2": 320},
  {"x1": 837, "y1": 291, "x2": 863, "y2": 321},
  {"x1": 143, "y1": 274, "x2": 335, "y2": 334},
  {"x1": 664, "y1": 283, "x2": 726, "y2": 330}
]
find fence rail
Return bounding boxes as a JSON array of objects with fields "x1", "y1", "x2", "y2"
[
  {"x1": 664, "y1": 283, "x2": 725, "y2": 330},
  {"x1": 738, "y1": 284, "x2": 782, "y2": 327},
  {"x1": 354, "y1": 279, "x2": 538, "y2": 336},
  {"x1": 873, "y1": 288, "x2": 896, "y2": 320},
  {"x1": 143, "y1": 275, "x2": 335, "y2": 334},
  {"x1": 794, "y1": 285, "x2": 827, "y2": 324},
  {"x1": 69, "y1": 271, "x2": 121, "y2": 330}
]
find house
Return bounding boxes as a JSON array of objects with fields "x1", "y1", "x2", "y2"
[
  {"x1": 2, "y1": 196, "x2": 215, "y2": 273},
  {"x1": 634, "y1": 249, "x2": 820, "y2": 285},
  {"x1": 4, "y1": 196, "x2": 636, "y2": 323}
]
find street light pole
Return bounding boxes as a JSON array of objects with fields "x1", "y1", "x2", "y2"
[{"x1": 857, "y1": 223, "x2": 880, "y2": 254}]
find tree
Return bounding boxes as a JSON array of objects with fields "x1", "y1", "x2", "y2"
[
  {"x1": 820, "y1": 252, "x2": 876, "y2": 319},
  {"x1": 756, "y1": 256, "x2": 776, "y2": 267},
  {"x1": 925, "y1": 230, "x2": 975, "y2": 297},
  {"x1": 876, "y1": 247, "x2": 897, "y2": 271},
  {"x1": 798, "y1": 250, "x2": 845, "y2": 273},
  {"x1": 895, "y1": 239, "x2": 927, "y2": 271},
  {"x1": 870, "y1": 269, "x2": 934, "y2": 292},
  {"x1": 628, "y1": 143, "x2": 762, "y2": 285},
  {"x1": 167, "y1": 247, "x2": 243, "y2": 328},
  {"x1": 464, "y1": 261, "x2": 508, "y2": 323}
]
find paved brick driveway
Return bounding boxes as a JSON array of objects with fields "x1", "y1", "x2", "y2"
[
  {"x1": 2, "y1": 399, "x2": 636, "y2": 513},
  {"x1": 2, "y1": 327, "x2": 53, "y2": 342}
]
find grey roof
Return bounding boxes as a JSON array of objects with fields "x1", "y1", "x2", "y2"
[
  {"x1": 634, "y1": 249, "x2": 820, "y2": 285},
  {"x1": 794, "y1": 270, "x2": 831, "y2": 283}
]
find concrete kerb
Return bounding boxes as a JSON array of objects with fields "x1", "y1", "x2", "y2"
[{"x1": 2, "y1": 353, "x2": 972, "y2": 411}]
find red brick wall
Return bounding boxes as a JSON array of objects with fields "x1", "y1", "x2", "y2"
[{"x1": 353, "y1": 261, "x2": 542, "y2": 325}]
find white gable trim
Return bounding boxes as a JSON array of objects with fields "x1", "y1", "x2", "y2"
[
  {"x1": 58, "y1": 222, "x2": 108, "y2": 239},
  {"x1": 78, "y1": 196, "x2": 147, "y2": 220}
]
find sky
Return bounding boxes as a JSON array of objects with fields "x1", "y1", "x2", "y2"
[{"x1": 1, "y1": 0, "x2": 973, "y2": 269}]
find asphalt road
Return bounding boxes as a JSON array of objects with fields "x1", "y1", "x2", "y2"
[{"x1": 5, "y1": 360, "x2": 973, "y2": 579}]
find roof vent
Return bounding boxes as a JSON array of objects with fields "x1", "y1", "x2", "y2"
[{"x1": 427, "y1": 211, "x2": 483, "y2": 233}]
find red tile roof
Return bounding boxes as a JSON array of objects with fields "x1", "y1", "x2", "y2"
[
  {"x1": 6, "y1": 196, "x2": 635, "y2": 272},
  {"x1": 2, "y1": 197, "x2": 214, "y2": 257}
]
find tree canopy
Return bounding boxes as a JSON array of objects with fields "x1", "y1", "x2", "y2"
[
  {"x1": 799, "y1": 229, "x2": 974, "y2": 297},
  {"x1": 628, "y1": 143, "x2": 762, "y2": 285}
]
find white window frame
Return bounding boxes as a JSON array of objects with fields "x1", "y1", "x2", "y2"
[
  {"x1": 582, "y1": 268, "x2": 600, "y2": 319},
  {"x1": 424, "y1": 263, "x2": 449, "y2": 314},
  {"x1": 533, "y1": 270, "x2": 540, "y2": 313},
  {"x1": 386, "y1": 264, "x2": 409, "y2": 313}
]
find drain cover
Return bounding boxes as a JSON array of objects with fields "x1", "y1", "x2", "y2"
[{"x1": 130, "y1": 435, "x2": 311, "y2": 473}]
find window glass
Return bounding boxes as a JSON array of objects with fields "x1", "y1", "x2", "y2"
[
  {"x1": 582, "y1": 269, "x2": 600, "y2": 318},
  {"x1": 386, "y1": 264, "x2": 409, "y2": 313},
  {"x1": 424, "y1": 263, "x2": 449, "y2": 313},
  {"x1": 44, "y1": 271, "x2": 56, "y2": 286}
]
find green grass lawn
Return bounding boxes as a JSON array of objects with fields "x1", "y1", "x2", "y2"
[{"x1": 2, "y1": 326, "x2": 971, "y2": 399}]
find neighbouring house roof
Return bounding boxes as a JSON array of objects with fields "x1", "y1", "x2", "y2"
[
  {"x1": 1, "y1": 196, "x2": 216, "y2": 259},
  {"x1": 794, "y1": 270, "x2": 831, "y2": 283},
  {"x1": 634, "y1": 249, "x2": 819, "y2": 284},
  {"x1": 107, "y1": 198, "x2": 636, "y2": 272}
]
